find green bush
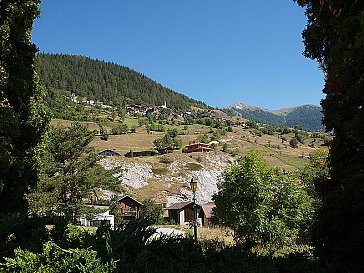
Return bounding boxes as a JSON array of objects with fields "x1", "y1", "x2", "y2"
[
  {"x1": 140, "y1": 200, "x2": 164, "y2": 224},
  {"x1": 147, "y1": 123, "x2": 165, "y2": 132},
  {"x1": 1, "y1": 242, "x2": 116, "y2": 272},
  {"x1": 213, "y1": 153, "x2": 314, "y2": 248},
  {"x1": 0, "y1": 218, "x2": 327, "y2": 273},
  {"x1": 0, "y1": 214, "x2": 48, "y2": 261},
  {"x1": 290, "y1": 137, "x2": 299, "y2": 148},
  {"x1": 295, "y1": 130, "x2": 309, "y2": 144},
  {"x1": 159, "y1": 157, "x2": 173, "y2": 164},
  {"x1": 100, "y1": 132, "x2": 109, "y2": 141},
  {"x1": 198, "y1": 133, "x2": 210, "y2": 144},
  {"x1": 111, "y1": 124, "x2": 129, "y2": 134},
  {"x1": 222, "y1": 143, "x2": 228, "y2": 152}
]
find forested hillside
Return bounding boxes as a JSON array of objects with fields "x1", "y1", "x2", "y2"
[
  {"x1": 35, "y1": 53, "x2": 207, "y2": 110},
  {"x1": 226, "y1": 104, "x2": 324, "y2": 131},
  {"x1": 283, "y1": 105, "x2": 323, "y2": 131}
]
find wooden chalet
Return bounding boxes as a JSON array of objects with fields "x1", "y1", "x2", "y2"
[
  {"x1": 199, "y1": 202, "x2": 216, "y2": 227},
  {"x1": 118, "y1": 196, "x2": 143, "y2": 221},
  {"x1": 167, "y1": 202, "x2": 203, "y2": 226},
  {"x1": 182, "y1": 143, "x2": 212, "y2": 153},
  {"x1": 126, "y1": 104, "x2": 147, "y2": 115},
  {"x1": 146, "y1": 106, "x2": 160, "y2": 116}
]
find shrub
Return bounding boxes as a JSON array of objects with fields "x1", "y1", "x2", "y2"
[
  {"x1": 100, "y1": 132, "x2": 109, "y2": 141},
  {"x1": 222, "y1": 143, "x2": 228, "y2": 152},
  {"x1": 290, "y1": 138, "x2": 299, "y2": 148},
  {"x1": 213, "y1": 153, "x2": 314, "y2": 247},
  {"x1": 111, "y1": 124, "x2": 129, "y2": 134},
  {"x1": 1, "y1": 242, "x2": 116, "y2": 273},
  {"x1": 140, "y1": 200, "x2": 164, "y2": 224},
  {"x1": 159, "y1": 157, "x2": 172, "y2": 164},
  {"x1": 0, "y1": 215, "x2": 48, "y2": 261},
  {"x1": 198, "y1": 134, "x2": 210, "y2": 144},
  {"x1": 295, "y1": 130, "x2": 309, "y2": 144}
]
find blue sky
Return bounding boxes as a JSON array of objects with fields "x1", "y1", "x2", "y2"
[{"x1": 32, "y1": 0, "x2": 324, "y2": 110}]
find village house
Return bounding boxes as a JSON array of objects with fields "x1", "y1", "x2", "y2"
[
  {"x1": 167, "y1": 202, "x2": 203, "y2": 226},
  {"x1": 199, "y1": 202, "x2": 216, "y2": 227},
  {"x1": 98, "y1": 150, "x2": 121, "y2": 156},
  {"x1": 79, "y1": 204, "x2": 115, "y2": 229},
  {"x1": 182, "y1": 143, "x2": 212, "y2": 153},
  {"x1": 118, "y1": 196, "x2": 143, "y2": 221},
  {"x1": 167, "y1": 201, "x2": 216, "y2": 227},
  {"x1": 146, "y1": 106, "x2": 160, "y2": 116},
  {"x1": 126, "y1": 104, "x2": 147, "y2": 115}
]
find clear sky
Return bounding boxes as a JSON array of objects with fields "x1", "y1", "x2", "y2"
[{"x1": 32, "y1": 0, "x2": 325, "y2": 110}]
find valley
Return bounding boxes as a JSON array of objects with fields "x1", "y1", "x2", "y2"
[{"x1": 52, "y1": 114, "x2": 328, "y2": 205}]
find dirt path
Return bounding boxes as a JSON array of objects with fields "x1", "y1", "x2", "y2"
[{"x1": 152, "y1": 227, "x2": 185, "y2": 239}]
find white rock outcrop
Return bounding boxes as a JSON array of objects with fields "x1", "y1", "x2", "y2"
[
  {"x1": 99, "y1": 154, "x2": 233, "y2": 204},
  {"x1": 99, "y1": 158, "x2": 154, "y2": 189}
]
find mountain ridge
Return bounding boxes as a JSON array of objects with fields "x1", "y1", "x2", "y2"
[
  {"x1": 225, "y1": 103, "x2": 324, "y2": 131},
  {"x1": 35, "y1": 53, "x2": 208, "y2": 110}
]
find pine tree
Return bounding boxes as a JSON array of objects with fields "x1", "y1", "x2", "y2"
[
  {"x1": 0, "y1": 0, "x2": 49, "y2": 213},
  {"x1": 296, "y1": 1, "x2": 364, "y2": 271},
  {"x1": 28, "y1": 123, "x2": 119, "y2": 222}
]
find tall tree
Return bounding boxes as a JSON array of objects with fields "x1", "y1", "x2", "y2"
[
  {"x1": 0, "y1": 0, "x2": 49, "y2": 213},
  {"x1": 295, "y1": 1, "x2": 364, "y2": 271},
  {"x1": 213, "y1": 153, "x2": 314, "y2": 247},
  {"x1": 28, "y1": 123, "x2": 119, "y2": 222},
  {"x1": 153, "y1": 129, "x2": 182, "y2": 151}
]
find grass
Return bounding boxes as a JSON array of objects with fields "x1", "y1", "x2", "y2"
[
  {"x1": 159, "y1": 157, "x2": 173, "y2": 164},
  {"x1": 91, "y1": 132, "x2": 163, "y2": 154},
  {"x1": 276, "y1": 154, "x2": 308, "y2": 169},
  {"x1": 186, "y1": 162, "x2": 203, "y2": 171},
  {"x1": 156, "y1": 224, "x2": 235, "y2": 245},
  {"x1": 123, "y1": 118, "x2": 139, "y2": 128},
  {"x1": 182, "y1": 225, "x2": 234, "y2": 245},
  {"x1": 132, "y1": 178, "x2": 182, "y2": 203},
  {"x1": 152, "y1": 167, "x2": 169, "y2": 175}
]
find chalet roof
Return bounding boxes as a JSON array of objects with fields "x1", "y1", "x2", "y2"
[
  {"x1": 182, "y1": 143, "x2": 212, "y2": 153},
  {"x1": 118, "y1": 195, "x2": 143, "y2": 207},
  {"x1": 98, "y1": 150, "x2": 121, "y2": 156},
  {"x1": 167, "y1": 201, "x2": 193, "y2": 210},
  {"x1": 186, "y1": 142, "x2": 211, "y2": 147},
  {"x1": 201, "y1": 202, "x2": 216, "y2": 219}
]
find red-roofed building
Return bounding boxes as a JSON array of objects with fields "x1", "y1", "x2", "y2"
[{"x1": 182, "y1": 143, "x2": 212, "y2": 153}]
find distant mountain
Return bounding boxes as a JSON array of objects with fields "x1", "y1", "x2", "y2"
[
  {"x1": 35, "y1": 53, "x2": 207, "y2": 110},
  {"x1": 225, "y1": 103, "x2": 324, "y2": 131}
]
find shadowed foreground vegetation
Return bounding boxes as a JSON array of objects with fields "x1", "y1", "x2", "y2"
[
  {"x1": 0, "y1": 217, "x2": 325, "y2": 273},
  {"x1": 2, "y1": 0, "x2": 363, "y2": 272}
]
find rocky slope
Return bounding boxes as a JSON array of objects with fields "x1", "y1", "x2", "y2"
[{"x1": 99, "y1": 153, "x2": 233, "y2": 205}]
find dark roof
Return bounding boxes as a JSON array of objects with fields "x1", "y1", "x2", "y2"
[
  {"x1": 201, "y1": 202, "x2": 216, "y2": 219},
  {"x1": 167, "y1": 201, "x2": 193, "y2": 210},
  {"x1": 119, "y1": 195, "x2": 143, "y2": 207},
  {"x1": 98, "y1": 150, "x2": 121, "y2": 156},
  {"x1": 185, "y1": 143, "x2": 211, "y2": 148}
]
